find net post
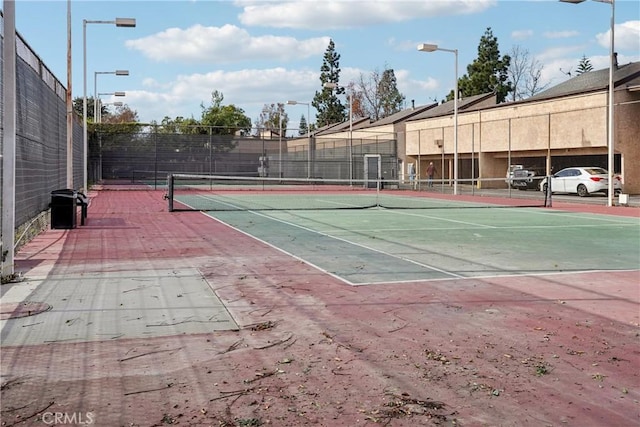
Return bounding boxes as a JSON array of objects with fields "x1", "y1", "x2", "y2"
[
  {"x1": 167, "y1": 173, "x2": 174, "y2": 212},
  {"x1": 545, "y1": 175, "x2": 552, "y2": 208}
]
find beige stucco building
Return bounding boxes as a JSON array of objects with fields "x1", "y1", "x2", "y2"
[{"x1": 308, "y1": 62, "x2": 640, "y2": 194}]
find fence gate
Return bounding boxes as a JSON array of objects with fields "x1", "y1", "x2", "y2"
[{"x1": 364, "y1": 154, "x2": 381, "y2": 188}]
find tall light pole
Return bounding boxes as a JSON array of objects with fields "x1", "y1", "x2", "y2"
[
  {"x1": 417, "y1": 43, "x2": 458, "y2": 195},
  {"x1": 94, "y1": 70, "x2": 128, "y2": 123},
  {"x1": 286, "y1": 100, "x2": 311, "y2": 178},
  {"x1": 97, "y1": 91, "x2": 126, "y2": 123},
  {"x1": 279, "y1": 112, "x2": 283, "y2": 178},
  {"x1": 323, "y1": 82, "x2": 353, "y2": 183},
  {"x1": 66, "y1": 0, "x2": 73, "y2": 189},
  {"x1": 83, "y1": 17, "x2": 135, "y2": 192},
  {"x1": 2, "y1": 0, "x2": 17, "y2": 276},
  {"x1": 560, "y1": 0, "x2": 615, "y2": 206}
]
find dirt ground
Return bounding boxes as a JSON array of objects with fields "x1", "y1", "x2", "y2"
[{"x1": 1, "y1": 190, "x2": 639, "y2": 426}]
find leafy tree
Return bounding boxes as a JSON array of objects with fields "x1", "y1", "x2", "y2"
[
  {"x1": 507, "y1": 45, "x2": 550, "y2": 101},
  {"x1": 576, "y1": 55, "x2": 593, "y2": 75},
  {"x1": 151, "y1": 91, "x2": 250, "y2": 136},
  {"x1": 455, "y1": 28, "x2": 512, "y2": 103},
  {"x1": 256, "y1": 103, "x2": 289, "y2": 136},
  {"x1": 357, "y1": 71, "x2": 378, "y2": 118},
  {"x1": 200, "y1": 90, "x2": 252, "y2": 135},
  {"x1": 346, "y1": 81, "x2": 365, "y2": 119},
  {"x1": 75, "y1": 96, "x2": 141, "y2": 133},
  {"x1": 89, "y1": 102, "x2": 143, "y2": 137},
  {"x1": 155, "y1": 116, "x2": 203, "y2": 134},
  {"x1": 102, "y1": 104, "x2": 139, "y2": 124},
  {"x1": 356, "y1": 67, "x2": 404, "y2": 121},
  {"x1": 73, "y1": 97, "x2": 98, "y2": 121},
  {"x1": 312, "y1": 39, "x2": 346, "y2": 126}
]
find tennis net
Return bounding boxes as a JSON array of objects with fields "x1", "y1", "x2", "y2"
[{"x1": 166, "y1": 173, "x2": 549, "y2": 212}]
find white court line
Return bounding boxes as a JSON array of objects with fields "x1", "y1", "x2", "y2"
[
  {"x1": 200, "y1": 211, "x2": 357, "y2": 286},
  {"x1": 322, "y1": 222, "x2": 639, "y2": 234},
  {"x1": 372, "y1": 205, "x2": 638, "y2": 227},
  {"x1": 182, "y1": 195, "x2": 370, "y2": 286},
  {"x1": 519, "y1": 207, "x2": 640, "y2": 224},
  {"x1": 201, "y1": 209, "x2": 464, "y2": 283},
  {"x1": 248, "y1": 210, "x2": 465, "y2": 280},
  {"x1": 192, "y1": 193, "x2": 373, "y2": 210},
  {"x1": 353, "y1": 268, "x2": 640, "y2": 286},
  {"x1": 179, "y1": 196, "x2": 637, "y2": 286},
  {"x1": 380, "y1": 208, "x2": 498, "y2": 228}
]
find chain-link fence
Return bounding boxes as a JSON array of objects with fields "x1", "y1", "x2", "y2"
[
  {"x1": 90, "y1": 126, "x2": 399, "y2": 188},
  {"x1": 1, "y1": 18, "x2": 84, "y2": 242}
]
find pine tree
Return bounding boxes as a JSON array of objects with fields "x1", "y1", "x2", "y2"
[
  {"x1": 312, "y1": 39, "x2": 346, "y2": 127},
  {"x1": 455, "y1": 28, "x2": 512, "y2": 103},
  {"x1": 298, "y1": 115, "x2": 308, "y2": 136},
  {"x1": 377, "y1": 69, "x2": 405, "y2": 118},
  {"x1": 576, "y1": 55, "x2": 594, "y2": 75}
]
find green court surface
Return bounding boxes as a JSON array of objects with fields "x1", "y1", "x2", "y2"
[{"x1": 199, "y1": 203, "x2": 640, "y2": 285}]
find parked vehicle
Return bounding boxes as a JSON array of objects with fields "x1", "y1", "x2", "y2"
[
  {"x1": 539, "y1": 167, "x2": 622, "y2": 197},
  {"x1": 509, "y1": 166, "x2": 545, "y2": 190},
  {"x1": 506, "y1": 164, "x2": 524, "y2": 183}
]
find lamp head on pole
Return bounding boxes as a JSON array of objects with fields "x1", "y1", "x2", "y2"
[
  {"x1": 115, "y1": 70, "x2": 129, "y2": 76},
  {"x1": 417, "y1": 43, "x2": 439, "y2": 52},
  {"x1": 97, "y1": 91, "x2": 126, "y2": 97},
  {"x1": 115, "y1": 18, "x2": 136, "y2": 27},
  {"x1": 287, "y1": 101, "x2": 298, "y2": 105}
]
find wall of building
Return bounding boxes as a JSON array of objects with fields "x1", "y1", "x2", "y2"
[
  {"x1": 400, "y1": 88, "x2": 640, "y2": 193},
  {"x1": 616, "y1": 87, "x2": 640, "y2": 193}
]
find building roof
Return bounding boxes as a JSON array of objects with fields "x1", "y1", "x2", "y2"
[
  {"x1": 406, "y1": 92, "x2": 496, "y2": 121},
  {"x1": 369, "y1": 103, "x2": 437, "y2": 126},
  {"x1": 313, "y1": 116, "x2": 371, "y2": 135},
  {"x1": 311, "y1": 61, "x2": 640, "y2": 135},
  {"x1": 310, "y1": 121, "x2": 342, "y2": 135},
  {"x1": 529, "y1": 61, "x2": 640, "y2": 101}
]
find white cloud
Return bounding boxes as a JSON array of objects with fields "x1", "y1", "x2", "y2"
[
  {"x1": 511, "y1": 30, "x2": 534, "y2": 40},
  {"x1": 387, "y1": 37, "x2": 440, "y2": 52},
  {"x1": 141, "y1": 77, "x2": 170, "y2": 90},
  {"x1": 536, "y1": 44, "x2": 586, "y2": 62},
  {"x1": 596, "y1": 20, "x2": 640, "y2": 52},
  {"x1": 129, "y1": 64, "x2": 420, "y2": 123},
  {"x1": 126, "y1": 24, "x2": 330, "y2": 63},
  {"x1": 543, "y1": 30, "x2": 580, "y2": 39},
  {"x1": 128, "y1": 67, "x2": 325, "y2": 123},
  {"x1": 535, "y1": 20, "x2": 639, "y2": 88},
  {"x1": 235, "y1": 0, "x2": 497, "y2": 30},
  {"x1": 413, "y1": 77, "x2": 440, "y2": 93}
]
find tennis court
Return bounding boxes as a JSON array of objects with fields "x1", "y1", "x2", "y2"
[
  {"x1": 3, "y1": 187, "x2": 639, "y2": 426},
  {"x1": 171, "y1": 179, "x2": 640, "y2": 286}
]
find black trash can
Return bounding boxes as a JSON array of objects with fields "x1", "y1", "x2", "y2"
[{"x1": 51, "y1": 189, "x2": 78, "y2": 229}]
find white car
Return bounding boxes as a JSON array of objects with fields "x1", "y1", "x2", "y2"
[{"x1": 539, "y1": 167, "x2": 622, "y2": 197}]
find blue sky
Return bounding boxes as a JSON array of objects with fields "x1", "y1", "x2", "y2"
[{"x1": 11, "y1": 0, "x2": 640, "y2": 127}]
